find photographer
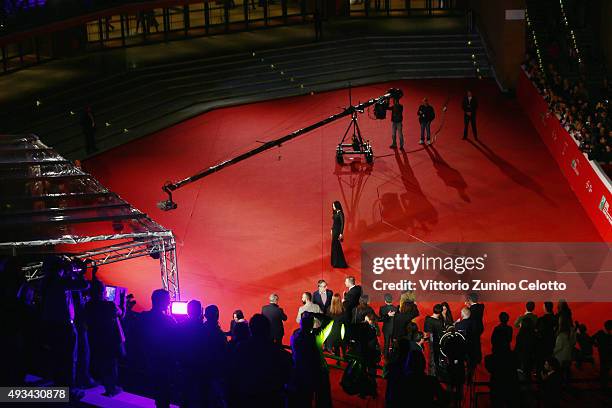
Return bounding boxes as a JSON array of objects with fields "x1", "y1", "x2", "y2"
[
  {"x1": 40, "y1": 256, "x2": 89, "y2": 395},
  {"x1": 417, "y1": 97, "x2": 435, "y2": 145}
]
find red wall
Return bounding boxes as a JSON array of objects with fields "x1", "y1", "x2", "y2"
[{"x1": 517, "y1": 70, "x2": 612, "y2": 241}]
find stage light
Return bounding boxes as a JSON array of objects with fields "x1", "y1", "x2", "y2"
[
  {"x1": 69, "y1": 111, "x2": 75, "y2": 115},
  {"x1": 123, "y1": 128, "x2": 129, "y2": 133},
  {"x1": 105, "y1": 122, "x2": 111, "y2": 127},
  {"x1": 35, "y1": 100, "x2": 41, "y2": 107},
  {"x1": 171, "y1": 301, "x2": 188, "y2": 315},
  {"x1": 252, "y1": 52, "x2": 256, "y2": 56}
]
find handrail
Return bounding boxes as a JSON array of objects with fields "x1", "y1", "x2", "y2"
[
  {"x1": 469, "y1": 9, "x2": 508, "y2": 93},
  {"x1": 0, "y1": 0, "x2": 245, "y2": 47},
  {"x1": 0, "y1": 0, "x2": 192, "y2": 46}
]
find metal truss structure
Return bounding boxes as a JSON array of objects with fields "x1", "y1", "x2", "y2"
[{"x1": 1, "y1": 134, "x2": 180, "y2": 300}]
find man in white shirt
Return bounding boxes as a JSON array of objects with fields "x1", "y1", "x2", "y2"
[{"x1": 296, "y1": 292, "x2": 321, "y2": 328}]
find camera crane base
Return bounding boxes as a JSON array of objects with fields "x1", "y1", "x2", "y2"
[{"x1": 336, "y1": 111, "x2": 374, "y2": 165}]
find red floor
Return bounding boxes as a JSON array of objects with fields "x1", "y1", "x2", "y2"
[{"x1": 84, "y1": 79, "x2": 608, "y2": 407}]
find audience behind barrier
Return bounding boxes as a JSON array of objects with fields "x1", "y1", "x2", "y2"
[
  {"x1": 522, "y1": 44, "x2": 611, "y2": 169},
  {"x1": 1, "y1": 256, "x2": 611, "y2": 407}
]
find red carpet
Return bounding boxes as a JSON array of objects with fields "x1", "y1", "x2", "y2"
[{"x1": 84, "y1": 79, "x2": 608, "y2": 406}]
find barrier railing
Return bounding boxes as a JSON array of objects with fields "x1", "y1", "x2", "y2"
[{"x1": 517, "y1": 69, "x2": 612, "y2": 241}]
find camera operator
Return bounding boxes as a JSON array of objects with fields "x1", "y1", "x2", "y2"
[
  {"x1": 387, "y1": 97, "x2": 405, "y2": 150},
  {"x1": 40, "y1": 256, "x2": 89, "y2": 396}
]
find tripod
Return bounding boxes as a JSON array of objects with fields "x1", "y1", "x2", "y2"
[{"x1": 336, "y1": 111, "x2": 373, "y2": 164}]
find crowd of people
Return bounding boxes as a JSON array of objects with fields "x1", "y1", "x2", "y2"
[
  {"x1": 2, "y1": 255, "x2": 611, "y2": 407},
  {"x1": 522, "y1": 48, "x2": 611, "y2": 169}
]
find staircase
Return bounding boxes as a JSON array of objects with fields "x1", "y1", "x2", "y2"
[{"x1": 0, "y1": 34, "x2": 491, "y2": 160}]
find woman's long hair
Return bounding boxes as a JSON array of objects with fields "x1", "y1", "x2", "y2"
[
  {"x1": 400, "y1": 301, "x2": 418, "y2": 317},
  {"x1": 333, "y1": 200, "x2": 343, "y2": 214},
  {"x1": 328, "y1": 293, "x2": 344, "y2": 317},
  {"x1": 441, "y1": 301, "x2": 454, "y2": 326}
]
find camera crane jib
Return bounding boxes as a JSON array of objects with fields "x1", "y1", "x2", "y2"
[{"x1": 158, "y1": 88, "x2": 403, "y2": 211}]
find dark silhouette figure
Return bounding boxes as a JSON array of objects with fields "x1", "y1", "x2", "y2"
[
  {"x1": 593, "y1": 320, "x2": 611, "y2": 391},
  {"x1": 176, "y1": 300, "x2": 219, "y2": 408},
  {"x1": 290, "y1": 311, "x2": 332, "y2": 407},
  {"x1": 424, "y1": 304, "x2": 445, "y2": 376},
  {"x1": 354, "y1": 313, "x2": 381, "y2": 396},
  {"x1": 379, "y1": 293, "x2": 398, "y2": 358},
  {"x1": 352, "y1": 294, "x2": 376, "y2": 324},
  {"x1": 392, "y1": 300, "x2": 419, "y2": 343},
  {"x1": 462, "y1": 90, "x2": 478, "y2": 139},
  {"x1": 536, "y1": 302, "x2": 557, "y2": 372},
  {"x1": 262, "y1": 293, "x2": 288, "y2": 344},
  {"x1": 201, "y1": 304, "x2": 229, "y2": 407},
  {"x1": 313, "y1": 7, "x2": 323, "y2": 41},
  {"x1": 139, "y1": 289, "x2": 176, "y2": 408},
  {"x1": 80, "y1": 105, "x2": 97, "y2": 154},
  {"x1": 342, "y1": 276, "x2": 362, "y2": 339},
  {"x1": 331, "y1": 200, "x2": 348, "y2": 268},
  {"x1": 85, "y1": 280, "x2": 125, "y2": 397},
  {"x1": 485, "y1": 340, "x2": 520, "y2": 407},
  {"x1": 466, "y1": 293, "x2": 485, "y2": 369},
  {"x1": 491, "y1": 311, "x2": 513, "y2": 351},
  {"x1": 515, "y1": 317, "x2": 537, "y2": 381},
  {"x1": 386, "y1": 347, "x2": 446, "y2": 407},
  {"x1": 228, "y1": 314, "x2": 293, "y2": 407},
  {"x1": 40, "y1": 257, "x2": 89, "y2": 393},
  {"x1": 541, "y1": 357, "x2": 563, "y2": 408},
  {"x1": 227, "y1": 309, "x2": 247, "y2": 339}
]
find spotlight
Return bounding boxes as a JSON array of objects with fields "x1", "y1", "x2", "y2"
[
  {"x1": 105, "y1": 122, "x2": 111, "y2": 127},
  {"x1": 35, "y1": 100, "x2": 41, "y2": 107},
  {"x1": 171, "y1": 301, "x2": 188, "y2": 315}
]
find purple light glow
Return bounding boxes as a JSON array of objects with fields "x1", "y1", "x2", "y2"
[{"x1": 170, "y1": 301, "x2": 188, "y2": 315}]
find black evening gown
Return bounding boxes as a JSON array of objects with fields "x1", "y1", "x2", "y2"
[{"x1": 331, "y1": 211, "x2": 348, "y2": 268}]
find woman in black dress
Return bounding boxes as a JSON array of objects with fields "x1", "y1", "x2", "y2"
[{"x1": 331, "y1": 201, "x2": 348, "y2": 268}]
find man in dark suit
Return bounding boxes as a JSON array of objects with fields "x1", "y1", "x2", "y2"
[
  {"x1": 417, "y1": 97, "x2": 436, "y2": 145},
  {"x1": 462, "y1": 90, "x2": 478, "y2": 140},
  {"x1": 342, "y1": 276, "x2": 362, "y2": 339},
  {"x1": 464, "y1": 293, "x2": 485, "y2": 382},
  {"x1": 261, "y1": 293, "x2": 288, "y2": 345},
  {"x1": 312, "y1": 279, "x2": 333, "y2": 314},
  {"x1": 378, "y1": 293, "x2": 397, "y2": 358},
  {"x1": 342, "y1": 276, "x2": 362, "y2": 316}
]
